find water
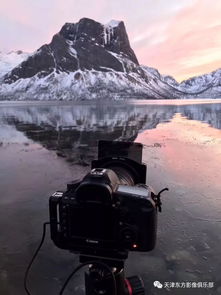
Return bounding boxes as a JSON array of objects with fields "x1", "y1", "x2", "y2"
[{"x1": 0, "y1": 100, "x2": 221, "y2": 294}]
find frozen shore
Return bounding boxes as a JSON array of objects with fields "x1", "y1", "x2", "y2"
[
  {"x1": 135, "y1": 113, "x2": 221, "y2": 294},
  {"x1": 0, "y1": 112, "x2": 221, "y2": 294}
]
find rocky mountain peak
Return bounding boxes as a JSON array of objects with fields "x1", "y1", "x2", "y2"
[
  {"x1": 58, "y1": 18, "x2": 138, "y2": 63},
  {"x1": 4, "y1": 18, "x2": 138, "y2": 84},
  {"x1": 59, "y1": 18, "x2": 103, "y2": 42}
]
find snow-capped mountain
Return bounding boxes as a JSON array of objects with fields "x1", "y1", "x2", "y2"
[
  {"x1": 0, "y1": 18, "x2": 221, "y2": 100},
  {"x1": 0, "y1": 50, "x2": 30, "y2": 79},
  {"x1": 177, "y1": 69, "x2": 221, "y2": 97}
]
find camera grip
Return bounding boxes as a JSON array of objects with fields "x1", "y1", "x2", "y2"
[{"x1": 49, "y1": 193, "x2": 63, "y2": 240}]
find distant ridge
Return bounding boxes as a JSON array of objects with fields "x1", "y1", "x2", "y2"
[{"x1": 0, "y1": 18, "x2": 221, "y2": 100}]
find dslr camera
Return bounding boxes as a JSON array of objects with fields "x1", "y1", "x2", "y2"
[{"x1": 49, "y1": 141, "x2": 166, "y2": 259}]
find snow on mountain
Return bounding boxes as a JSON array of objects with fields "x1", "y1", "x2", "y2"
[
  {"x1": 162, "y1": 75, "x2": 179, "y2": 87},
  {"x1": 0, "y1": 18, "x2": 221, "y2": 100},
  {"x1": 178, "y1": 69, "x2": 221, "y2": 93},
  {"x1": 0, "y1": 50, "x2": 30, "y2": 79},
  {"x1": 106, "y1": 20, "x2": 121, "y2": 28},
  {"x1": 0, "y1": 58, "x2": 183, "y2": 100},
  {"x1": 144, "y1": 66, "x2": 221, "y2": 98}
]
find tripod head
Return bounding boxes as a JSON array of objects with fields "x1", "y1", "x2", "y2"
[{"x1": 80, "y1": 254, "x2": 145, "y2": 295}]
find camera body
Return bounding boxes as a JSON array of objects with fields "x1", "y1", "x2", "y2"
[{"x1": 49, "y1": 141, "x2": 158, "y2": 258}]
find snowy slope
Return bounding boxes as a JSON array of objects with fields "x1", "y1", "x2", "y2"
[
  {"x1": 161, "y1": 68, "x2": 221, "y2": 98},
  {"x1": 0, "y1": 51, "x2": 30, "y2": 79},
  {"x1": 178, "y1": 69, "x2": 221, "y2": 93},
  {"x1": 1, "y1": 18, "x2": 221, "y2": 100},
  {"x1": 0, "y1": 57, "x2": 184, "y2": 100}
]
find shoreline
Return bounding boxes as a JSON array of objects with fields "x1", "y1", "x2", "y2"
[{"x1": 0, "y1": 98, "x2": 221, "y2": 107}]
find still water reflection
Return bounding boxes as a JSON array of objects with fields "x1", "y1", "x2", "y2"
[
  {"x1": 0, "y1": 102, "x2": 221, "y2": 164},
  {"x1": 0, "y1": 100, "x2": 221, "y2": 295}
]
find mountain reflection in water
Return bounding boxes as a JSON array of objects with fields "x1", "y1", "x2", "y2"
[
  {"x1": 0, "y1": 102, "x2": 221, "y2": 165},
  {"x1": 0, "y1": 100, "x2": 221, "y2": 295}
]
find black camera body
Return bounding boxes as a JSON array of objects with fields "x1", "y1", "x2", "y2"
[{"x1": 49, "y1": 141, "x2": 159, "y2": 259}]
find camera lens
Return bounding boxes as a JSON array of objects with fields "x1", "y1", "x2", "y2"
[{"x1": 107, "y1": 166, "x2": 134, "y2": 186}]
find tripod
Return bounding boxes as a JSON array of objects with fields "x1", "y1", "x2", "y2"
[{"x1": 80, "y1": 254, "x2": 145, "y2": 295}]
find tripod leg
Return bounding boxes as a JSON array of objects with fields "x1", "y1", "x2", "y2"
[{"x1": 125, "y1": 276, "x2": 145, "y2": 295}]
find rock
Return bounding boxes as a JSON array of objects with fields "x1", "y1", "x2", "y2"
[{"x1": 4, "y1": 18, "x2": 138, "y2": 84}]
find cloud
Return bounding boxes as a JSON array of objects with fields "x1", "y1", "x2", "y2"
[
  {"x1": 0, "y1": 0, "x2": 196, "y2": 51},
  {"x1": 1, "y1": 0, "x2": 221, "y2": 81},
  {"x1": 131, "y1": 21, "x2": 169, "y2": 47},
  {"x1": 180, "y1": 46, "x2": 221, "y2": 69},
  {"x1": 136, "y1": 0, "x2": 221, "y2": 81}
]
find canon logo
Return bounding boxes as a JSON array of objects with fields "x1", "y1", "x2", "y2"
[{"x1": 86, "y1": 239, "x2": 99, "y2": 244}]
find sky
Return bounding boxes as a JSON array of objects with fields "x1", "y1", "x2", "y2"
[{"x1": 1, "y1": 0, "x2": 221, "y2": 81}]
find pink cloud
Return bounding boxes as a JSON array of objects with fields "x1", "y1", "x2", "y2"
[
  {"x1": 2, "y1": 0, "x2": 221, "y2": 83},
  {"x1": 136, "y1": 0, "x2": 221, "y2": 81}
]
